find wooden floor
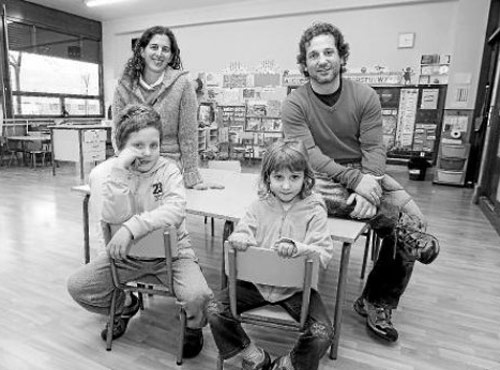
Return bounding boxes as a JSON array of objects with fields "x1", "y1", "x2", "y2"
[{"x1": 1, "y1": 162, "x2": 499, "y2": 370}]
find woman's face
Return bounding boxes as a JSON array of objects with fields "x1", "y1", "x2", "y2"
[{"x1": 140, "y1": 34, "x2": 172, "y2": 76}]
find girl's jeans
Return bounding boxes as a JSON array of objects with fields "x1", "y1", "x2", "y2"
[
  {"x1": 67, "y1": 252, "x2": 213, "y2": 328},
  {"x1": 207, "y1": 280, "x2": 334, "y2": 370}
]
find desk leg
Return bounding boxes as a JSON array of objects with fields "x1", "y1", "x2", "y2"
[
  {"x1": 83, "y1": 194, "x2": 90, "y2": 264},
  {"x1": 220, "y1": 220, "x2": 234, "y2": 289},
  {"x1": 330, "y1": 241, "x2": 351, "y2": 360}
]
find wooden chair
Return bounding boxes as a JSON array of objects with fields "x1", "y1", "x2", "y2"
[
  {"x1": 204, "y1": 160, "x2": 242, "y2": 235},
  {"x1": 102, "y1": 223, "x2": 186, "y2": 365},
  {"x1": 217, "y1": 242, "x2": 320, "y2": 369}
]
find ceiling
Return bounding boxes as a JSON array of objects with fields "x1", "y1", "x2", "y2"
[{"x1": 24, "y1": 0, "x2": 249, "y2": 22}]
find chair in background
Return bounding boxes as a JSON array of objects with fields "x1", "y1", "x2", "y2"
[
  {"x1": 102, "y1": 223, "x2": 186, "y2": 366},
  {"x1": 204, "y1": 160, "x2": 242, "y2": 235},
  {"x1": 1, "y1": 136, "x2": 24, "y2": 166},
  {"x1": 26, "y1": 140, "x2": 52, "y2": 168},
  {"x1": 217, "y1": 242, "x2": 321, "y2": 370}
]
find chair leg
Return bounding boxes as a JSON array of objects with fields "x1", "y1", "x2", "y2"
[
  {"x1": 138, "y1": 291, "x2": 144, "y2": 310},
  {"x1": 217, "y1": 355, "x2": 224, "y2": 370},
  {"x1": 204, "y1": 216, "x2": 207, "y2": 224},
  {"x1": 176, "y1": 306, "x2": 187, "y2": 366},
  {"x1": 211, "y1": 217, "x2": 215, "y2": 236},
  {"x1": 360, "y1": 230, "x2": 372, "y2": 279},
  {"x1": 106, "y1": 289, "x2": 118, "y2": 351}
]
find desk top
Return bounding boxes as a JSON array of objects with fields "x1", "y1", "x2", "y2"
[
  {"x1": 49, "y1": 124, "x2": 111, "y2": 130},
  {"x1": 7, "y1": 135, "x2": 51, "y2": 142},
  {"x1": 71, "y1": 168, "x2": 369, "y2": 244}
]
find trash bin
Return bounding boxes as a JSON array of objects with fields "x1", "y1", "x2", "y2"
[{"x1": 408, "y1": 156, "x2": 430, "y2": 181}]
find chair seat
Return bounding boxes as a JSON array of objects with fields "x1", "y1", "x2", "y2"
[
  {"x1": 123, "y1": 275, "x2": 171, "y2": 295},
  {"x1": 242, "y1": 305, "x2": 300, "y2": 330}
]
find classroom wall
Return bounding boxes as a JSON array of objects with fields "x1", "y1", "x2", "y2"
[{"x1": 101, "y1": 0, "x2": 489, "y2": 110}]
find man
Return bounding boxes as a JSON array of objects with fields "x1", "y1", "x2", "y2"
[{"x1": 282, "y1": 22, "x2": 439, "y2": 343}]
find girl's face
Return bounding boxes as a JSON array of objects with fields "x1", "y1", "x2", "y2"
[
  {"x1": 124, "y1": 127, "x2": 160, "y2": 172},
  {"x1": 269, "y1": 168, "x2": 305, "y2": 203},
  {"x1": 140, "y1": 34, "x2": 172, "y2": 77}
]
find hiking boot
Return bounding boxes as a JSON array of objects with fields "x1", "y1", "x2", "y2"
[
  {"x1": 396, "y1": 213, "x2": 440, "y2": 264},
  {"x1": 242, "y1": 349, "x2": 272, "y2": 370},
  {"x1": 183, "y1": 327, "x2": 204, "y2": 358},
  {"x1": 363, "y1": 299, "x2": 398, "y2": 342},
  {"x1": 353, "y1": 296, "x2": 367, "y2": 318},
  {"x1": 100, "y1": 316, "x2": 130, "y2": 341}
]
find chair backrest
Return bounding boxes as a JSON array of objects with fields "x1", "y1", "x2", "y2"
[
  {"x1": 102, "y1": 222, "x2": 177, "y2": 292},
  {"x1": 102, "y1": 222, "x2": 177, "y2": 259},
  {"x1": 224, "y1": 241, "x2": 319, "y2": 329},
  {"x1": 224, "y1": 242, "x2": 319, "y2": 288},
  {"x1": 207, "y1": 160, "x2": 242, "y2": 173}
]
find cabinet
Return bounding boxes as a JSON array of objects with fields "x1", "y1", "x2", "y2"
[
  {"x1": 50, "y1": 124, "x2": 111, "y2": 182},
  {"x1": 433, "y1": 110, "x2": 473, "y2": 186}
]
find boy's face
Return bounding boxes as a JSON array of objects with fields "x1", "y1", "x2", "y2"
[{"x1": 124, "y1": 126, "x2": 160, "y2": 172}]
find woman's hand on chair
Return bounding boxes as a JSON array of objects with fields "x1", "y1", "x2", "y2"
[{"x1": 106, "y1": 227, "x2": 133, "y2": 260}]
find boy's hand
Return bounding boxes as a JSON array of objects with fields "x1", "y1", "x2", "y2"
[
  {"x1": 116, "y1": 147, "x2": 143, "y2": 170},
  {"x1": 228, "y1": 233, "x2": 255, "y2": 252},
  {"x1": 273, "y1": 239, "x2": 297, "y2": 258},
  {"x1": 106, "y1": 227, "x2": 133, "y2": 260}
]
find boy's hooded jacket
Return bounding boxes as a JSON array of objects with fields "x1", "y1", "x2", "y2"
[{"x1": 101, "y1": 156, "x2": 194, "y2": 258}]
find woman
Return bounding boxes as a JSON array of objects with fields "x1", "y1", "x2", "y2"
[{"x1": 113, "y1": 25, "x2": 217, "y2": 189}]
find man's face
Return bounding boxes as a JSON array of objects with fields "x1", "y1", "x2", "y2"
[{"x1": 304, "y1": 33, "x2": 343, "y2": 85}]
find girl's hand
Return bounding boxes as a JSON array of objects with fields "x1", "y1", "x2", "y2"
[
  {"x1": 228, "y1": 233, "x2": 255, "y2": 252},
  {"x1": 273, "y1": 239, "x2": 297, "y2": 258},
  {"x1": 106, "y1": 227, "x2": 133, "y2": 260},
  {"x1": 116, "y1": 147, "x2": 143, "y2": 170}
]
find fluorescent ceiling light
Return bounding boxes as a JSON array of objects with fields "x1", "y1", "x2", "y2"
[{"x1": 85, "y1": 0, "x2": 130, "y2": 7}]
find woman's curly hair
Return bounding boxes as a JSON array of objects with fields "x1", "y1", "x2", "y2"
[
  {"x1": 296, "y1": 22, "x2": 350, "y2": 77},
  {"x1": 122, "y1": 26, "x2": 182, "y2": 82}
]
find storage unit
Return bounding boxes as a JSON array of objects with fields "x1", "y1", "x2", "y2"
[
  {"x1": 50, "y1": 124, "x2": 111, "y2": 182},
  {"x1": 433, "y1": 110, "x2": 473, "y2": 186}
]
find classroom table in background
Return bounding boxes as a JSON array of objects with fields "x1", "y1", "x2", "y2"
[
  {"x1": 6, "y1": 135, "x2": 51, "y2": 166},
  {"x1": 70, "y1": 168, "x2": 369, "y2": 360}
]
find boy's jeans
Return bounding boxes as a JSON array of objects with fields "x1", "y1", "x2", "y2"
[
  {"x1": 67, "y1": 252, "x2": 213, "y2": 328},
  {"x1": 207, "y1": 280, "x2": 334, "y2": 370}
]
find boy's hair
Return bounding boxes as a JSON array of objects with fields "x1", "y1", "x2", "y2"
[
  {"x1": 260, "y1": 140, "x2": 315, "y2": 199},
  {"x1": 114, "y1": 104, "x2": 162, "y2": 151},
  {"x1": 296, "y1": 21, "x2": 350, "y2": 76}
]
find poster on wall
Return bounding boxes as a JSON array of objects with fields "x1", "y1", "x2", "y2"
[{"x1": 395, "y1": 88, "x2": 419, "y2": 149}]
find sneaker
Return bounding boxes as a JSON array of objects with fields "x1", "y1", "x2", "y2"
[
  {"x1": 242, "y1": 349, "x2": 272, "y2": 370},
  {"x1": 395, "y1": 213, "x2": 440, "y2": 264},
  {"x1": 183, "y1": 327, "x2": 204, "y2": 359},
  {"x1": 353, "y1": 296, "x2": 367, "y2": 318},
  {"x1": 100, "y1": 316, "x2": 129, "y2": 341},
  {"x1": 122, "y1": 293, "x2": 140, "y2": 319},
  {"x1": 363, "y1": 299, "x2": 398, "y2": 342}
]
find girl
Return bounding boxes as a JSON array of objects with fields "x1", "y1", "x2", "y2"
[
  {"x1": 207, "y1": 140, "x2": 334, "y2": 370},
  {"x1": 67, "y1": 104, "x2": 212, "y2": 359}
]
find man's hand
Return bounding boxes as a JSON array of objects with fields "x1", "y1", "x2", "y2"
[
  {"x1": 228, "y1": 233, "x2": 255, "y2": 252},
  {"x1": 106, "y1": 226, "x2": 133, "y2": 260},
  {"x1": 347, "y1": 193, "x2": 377, "y2": 219},
  {"x1": 273, "y1": 239, "x2": 297, "y2": 258},
  {"x1": 354, "y1": 174, "x2": 382, "y2": 206}
]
